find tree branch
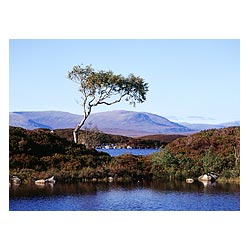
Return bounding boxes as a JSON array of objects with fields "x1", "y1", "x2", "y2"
[{"x1": 97, "y1": 93, "x2": 127, "y2": 106}]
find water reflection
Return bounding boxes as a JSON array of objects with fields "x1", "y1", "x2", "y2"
[
  {"x1": 9, "y1": 179, "x2": 240, "y2": 211},
  {"x1": 9, "y1": 179, "x2": 240, "y2": 199}
]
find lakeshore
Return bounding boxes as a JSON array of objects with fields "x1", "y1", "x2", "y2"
[{"x1": 9, "y1": 126, "x2": 240, "y2": 185}]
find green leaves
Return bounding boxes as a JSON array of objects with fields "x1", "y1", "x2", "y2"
[{"x1": 68, "y1": 64, "x2": 149, "y2": 108}]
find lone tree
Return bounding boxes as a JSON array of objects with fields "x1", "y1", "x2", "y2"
[{"x1": 68, "y1": 64, "x2": 149, "y2": 144}]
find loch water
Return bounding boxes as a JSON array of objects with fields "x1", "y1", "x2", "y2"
[
  {"x1": 96, "y1": 148, "x2": 160, "y2": 156},
  {"x1": 9, "y1": 180, "x2": 240, "y2": 211},
  {"x1": 9, "y1": 149, "x2": 240, "y2": 211}
]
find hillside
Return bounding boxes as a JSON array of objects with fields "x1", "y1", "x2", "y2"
[
  {"x1": 166, "y1": 126, "x2": 240, "y2": 158},
  {"x1": 9, "y1": 126, "x2": 159, "y2": 182},
  {"x1": 138, "y1": 134, "x2": 186, "y2": 143},
  {"x1": 87, "y1": 110, "x2": 191, "y2": 135},
  {"x1": 128, "y1": 134, "x2": 186, "y2": 148},
  {"x1": 54, "y1": 128, "x2": 131, "y2": 146},
  {"x1": 9, "y1": 126, "x2": 111, "y2": 182},
  {"x1": 9, "y1": 126, "x2": 240, "y2": 183},
  {"x1": 151, "y1": 126, "x2": 240, "y2": 180},
  {"x1": 9, "y1": 110, "x2": 240, "y2": 137},
  {"x1": 9, "y1": 111, "x2": 81, "y2": 130},
  {"x1": 9, "y1": 110, "x2": 193, "y2": 136},
  {"x1": 180, "y1": 121, "x2": 240, "y2": 131},
  {"x1": 53, "y1": 128, "x2": 185, "y2": 148}
]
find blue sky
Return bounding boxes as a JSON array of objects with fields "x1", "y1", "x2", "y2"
[{"x1": 9, "y1": 39, "x2": 240, "y2": 124}]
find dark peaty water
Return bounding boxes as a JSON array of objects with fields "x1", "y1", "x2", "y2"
[{"x1": 9, "y1": 180, "x2": 240, "y2": 211}]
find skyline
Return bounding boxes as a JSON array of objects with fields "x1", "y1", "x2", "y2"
[{"x1": 9, "y1": 39, "x2": 240, "y2": 124}]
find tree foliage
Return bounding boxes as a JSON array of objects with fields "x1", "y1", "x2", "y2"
[{"x1": 67, "y1": 64, "x2": 149, "y2": 143}]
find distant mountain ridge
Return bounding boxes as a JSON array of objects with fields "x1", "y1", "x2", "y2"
[
  {"x1": 10, "y1": 111, "x2": 81, "y2": 130},
  {"x1": 9, "y1": 110, "x2": 239, "y2": 137},
  {"x1": 179, "y1": 121, "x2": 240, "y2": 131},
  {"x1": 86, "y1": 110, "x2": 190, "y2": 136}
]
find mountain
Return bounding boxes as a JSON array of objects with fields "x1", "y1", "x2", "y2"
[
  {"x1": 86, "y1": 110, "x2": 191, "y2": 136},
  {"x1": 9, "y1": 110, "x2": 192, "y2": 136},
  {"x1": 219, "y1": 121, "x2": 240, "y2": 127},
  {"x1": 179, "y1": 121, "x2": 240, "y2": 131},
  {"x1": 10, "y1": 111, "x2": 82, "y2": 130},
  {"x1": 9, "y1": 110, "x2": 239, "y2": 137}
]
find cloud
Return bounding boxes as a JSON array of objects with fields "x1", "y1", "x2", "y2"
[
  {"x1": 167, "y1": 115, "x2": 180, "y2": 121},
  {"x1": 186, "y1": 116, "x2": 216, "y2": 121}
]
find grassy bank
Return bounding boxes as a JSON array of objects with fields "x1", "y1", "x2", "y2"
[{"x1": 217, "y1": 177, "x2": 240, "y2": 184}]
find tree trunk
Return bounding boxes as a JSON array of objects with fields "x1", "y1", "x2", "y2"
[
  {"x1": 73, "y1": 115, "x2": 88, "y2": 143},
  {"x1": 73, "y1": 128, "x2": 79, "y2": 144}
]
